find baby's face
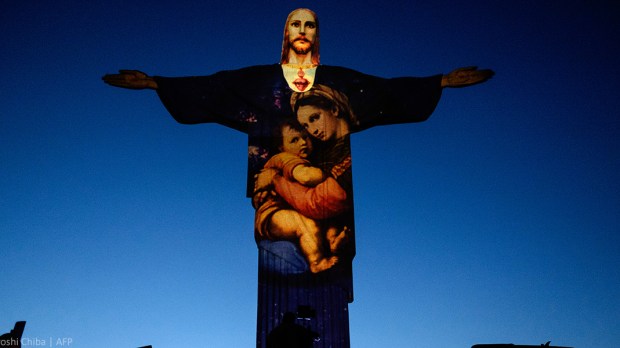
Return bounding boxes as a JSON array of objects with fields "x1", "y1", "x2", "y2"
[{"x1": 281, "y1": 125, "x2": 313, "y2": 158}]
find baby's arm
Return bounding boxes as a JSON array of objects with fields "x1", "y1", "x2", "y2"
[
  {"x1": 291, "y1": 165, "x2": 325, "y2": 186},
  {"x1": 273, "y1": 175, "x2": 349, "y2": 219},
  {"x1": 266, "y1": 152, "x2": 325, "y2": 187}
]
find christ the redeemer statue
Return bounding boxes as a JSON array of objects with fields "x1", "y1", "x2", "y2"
[{"x1": 103, "y1": 8, "x2": 493, "y2": 348}]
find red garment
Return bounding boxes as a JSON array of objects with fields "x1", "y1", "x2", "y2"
[{"x1": 273, "y1": 175, "x2": 349, "y2": 220}]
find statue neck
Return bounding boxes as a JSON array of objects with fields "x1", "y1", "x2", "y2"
[{"x1": 281, "y1": 64, "x2": 317, "y2": 92}]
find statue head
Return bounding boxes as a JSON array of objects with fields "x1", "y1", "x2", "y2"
[{"x1": 281, "y1": 8, "x2": 320, "y2": 65}]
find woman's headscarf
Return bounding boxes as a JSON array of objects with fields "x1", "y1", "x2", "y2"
[{"x1": 290, "y1": 84, "x2": 358, "y2": 127}]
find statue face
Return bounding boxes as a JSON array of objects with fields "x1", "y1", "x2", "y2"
[
  {"x1": 296, "y1": 105, "x2": 340, "y2": 142},
  {"x1": 287, "y1": 9, "x2": 317, "y2": 55},
  {"x1": 281, "y1": 125, "x2": 313, "y2": 158}
]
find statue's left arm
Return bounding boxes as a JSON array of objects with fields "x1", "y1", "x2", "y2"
[{"x1": 319, "y1": 65, "x2": 493, "y2": 132}]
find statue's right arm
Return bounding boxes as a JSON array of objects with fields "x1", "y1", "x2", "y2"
[{"x1": 101, "y1": 70, "x2": 158, "y2": 90}]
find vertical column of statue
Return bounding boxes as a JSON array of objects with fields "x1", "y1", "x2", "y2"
[
  {"x1": 102, "y1": 8, "x2": 493, "y2": 348},
  {"x1": 252, "y1": 10, "x2": 355, "y2": 347}
]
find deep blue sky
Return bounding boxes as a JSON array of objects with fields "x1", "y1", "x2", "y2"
[{"x1": 1, "y1": 1, "x2": 619, "y2": 347}]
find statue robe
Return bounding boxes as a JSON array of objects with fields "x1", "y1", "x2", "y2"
[{"x1": 153, "y1": 63, "x2": 443, "y2": 294}]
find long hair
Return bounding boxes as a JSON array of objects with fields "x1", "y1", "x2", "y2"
[{"x1": 280, "y1": 8, "x2": 320, "y2": 65}]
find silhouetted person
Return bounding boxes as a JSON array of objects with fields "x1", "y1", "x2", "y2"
[
  {"x1": 0, "y1": 321, "x2": 25, "y2": 348},
  {"x1": 266, "y1": 312, "x2": 319, "y2": 348}
]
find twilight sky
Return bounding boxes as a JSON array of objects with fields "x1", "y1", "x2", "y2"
[{"x1": 1, "y1": 1, "x2": 619, "y2": 347}]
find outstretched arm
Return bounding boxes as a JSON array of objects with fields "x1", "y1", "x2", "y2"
[
  {"x1": 441, "y1": 66, "x2": 494, "y2": 88},
  {"x1": 102, "y1": 70, "x2": 158, "y2": 90}
]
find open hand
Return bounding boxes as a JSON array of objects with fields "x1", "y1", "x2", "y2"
[
  {"x1": 102, "y1": 70, "x2": 158, "y2": 90},
  {"x1": 441, "y1": 66, "x2": 494, "y2": 88}
]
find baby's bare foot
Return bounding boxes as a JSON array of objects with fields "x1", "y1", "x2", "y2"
[
  {"x1": 309, "y1": 256, "x2": 339, "y2": 273},
  {"x1": 329, "y1": 226, "x2": 350, "y2": 253}
]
